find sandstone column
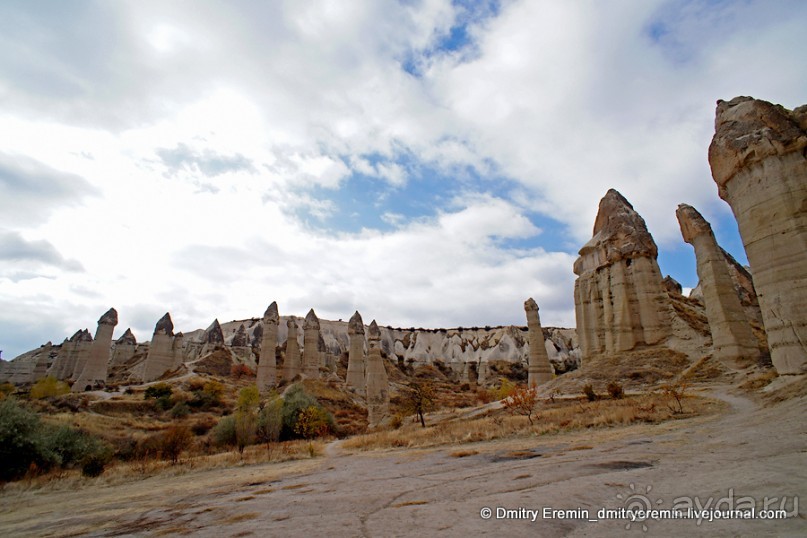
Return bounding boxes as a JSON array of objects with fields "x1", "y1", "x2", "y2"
[
  {"x1": 142, "y1": 313, "x2": 176, "y2": 382},
  {"x1": 709, "y1": 96, "x2": 807, "y2": 374},
  {"x1": 524, "y1": 298, "x2": 553, "y2": 386},
  {"x1": 74, "y1": 308, "x2": 118, "y2": 391},
  {"x1": 345, "y1": 311, "x2": 366, "y2": 393},
  {"x1": 572, "y1": 189, "x2": 672, "y2": 360},
  {"x1": 284, "y1": 319, "x2": 302, "y2": 380},
  {"x1": 257, "y1": 302, "x2": 279, "y2": 391},
  {"x1": 365, "y1": 320, "x2": 389, "y2": 427},
  {"x1": 303, "y1": 309, "x2": 320, "y2": 378},
  {"x1": 676, "y1": 204, "x2": 761, "y2": 368},
  {"x1": 69, "y1": 329, "x2": 93, "y2": 381}
]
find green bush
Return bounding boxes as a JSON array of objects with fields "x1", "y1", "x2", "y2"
[
  {"x1": 0, "y1": 399, "x2": 111, "y2": 481},
  {"x1": 0, "y1": 399, "x2": 55, "y2": 480},
  {"x1": 170, "y1": 402, "x2": 190, "y2": 418},
  {"x1": 211, "y1": 415, "x2": 237, "y2": 447},
  {"x1": 257, "y1": 397, "x2": 283, "y2": 445},
  {"x1": 144, "y1": 383, "x2": 173, "y2": 400},
  {"x1": 281, "y1": 384, "x2": 333, "y2": 440},
  {"x1": 0, "y1": 382, "x2": 15, "y2": 400}
]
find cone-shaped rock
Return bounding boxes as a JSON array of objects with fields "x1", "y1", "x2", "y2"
[
  {"x1": 257, "y1": 302, "x2": 279, "y2": 391},
  {"x1": 303, "y1": 309, "x2": 321, "y2": 378},
  {"x1": 365, "y1": 320, "x2": 390, "y2": 426},
  {"x1": 573, "y1": 189, "x2": 672, "y2": 359},
  {"x1": 232, "y1": 324, "x2": 248, "y2": 347},
  {"x1": 142, "y1": 313, "x2": 177, "y2": 382},
  {"x1": 708, "y1": 96, "x2": 807, "y2": 374},
  {"x1": 205, "y1": 319, "x2": 224, "y2": 345},
  {"x1": 346, "y1": 311, "x2": 366, "y2": 392},
  {"x1": 524, "y1": 298, "x2": 553, "y2": 386},
  {"x1": 69, "y1": 329, "x2": 94, "y2": 381},
  {"x1": 74, "y1": 308, "x2": 118, "y2": 391},
  {"x1": 676, "y1": 204, "x2": 761, "y2": 368}
]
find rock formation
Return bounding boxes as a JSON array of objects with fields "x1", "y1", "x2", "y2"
[
  {"x1": 524, "y1": 298, "x2": 553, "y2": 386},
  {"x1": 110, "y1": 328, "x2": 137, "y2": 368},
  {"x1": 231, "y1": 324, "x2": 248, "y2": 347},
  {"x1": 284, "y1": 319, "x2": 302, "y2": 380},
  {"x1": 346, "y1": 311, "x2": 366, "y2": 392},
  {"x1": 68, "y1": 329, "x2": 94, "y2": 381},
  {"x1": 477, "y1": 360, "x2": 489, "y2": 386},
  {"x1": 74, "y1": 308, "x2": 118, "y2": 391},
  {"x1": 662, "y1": 276, "x2": 683, "y2": 295},
  {"x1": 31, "y1": 343, "x2": 51, "y2": 382},
  {"x1": 257, "y1": 302, "x2": 278, "y2": 391},
  {"x1": 365, "y1": 320, "x2": 389, "y2": 427},
  {"x1": 303, "y1": 309, "x2": 320, "y2": 378},
  {"x1": 708, "y1": 96, "x2": 807, "y2": 374},
  {"x1": 141, "y1": 313, "x2": 176, "y2": 382},
  {"x1": 573, "y1": 189, "x2": 672, "y2": 359},
  {"x1": 677, "y1": 204, "x2": 761, "y2": 368}
]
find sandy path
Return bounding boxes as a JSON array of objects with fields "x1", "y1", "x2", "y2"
[{"x1": 0, "y1": 384, "x2": 804, "y2": 537}]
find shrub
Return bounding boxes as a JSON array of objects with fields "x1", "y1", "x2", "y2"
[
  {"x1": 503, "y1": 386, "x2": 540, "y2": 425},
  {"x1": 0, "y1": 399, "x2": 112, "y2": 481},
  {"x1": 662, "y1": 380, "x2": 688, "y2": 414},
  {"x1": 190, "y1": 416, "x2": 216, "y2": 436},
  {"x1": 294, "y1": 406, "x2": 331, "y2": 439},
  {"x1": 170, "y1": 402, "x2": 190, "y2": 418},
  {"x1": 607, "y1": 382, "x2": 624, "y2": 400},
  {"x1": 281, "y1": 384, "x2": 333, "y2": 440},
  {"x1": 256, "y1": 397, "x2": 283, "y2": 445},
  {"x1": 211, "y1": 415, "x2": 237, "y2": 447},
  {"x1": 583, "y1": 384, "x2": 598, "y2": 402},
  {"x1": 189, "y1": 380, "x2": 224, "y2": 410},
  {"x1": 30, "y1": 377, "x2": 70, "y2": 399},
  {"x1": 144, "y1": 383, "x2": 173, "y2": 400},
  {"x1": 159, "y1": 424, "x2": 194, "y2": 463},
  {"x1": 155, "y1": 395, "x2": 174, "y2": 411},
  {"x1": 0, "y1": 399, "x2": 54, "y2": 481},
  {"x1": 489, "y1": 378, "x2": 516, "y2": 401},
  {"x1": 231, "y1": 364, "x2": 254, "y2": 379},
  {"x1": 0, "y1": 382, "x2": 15, "y2": 400}
]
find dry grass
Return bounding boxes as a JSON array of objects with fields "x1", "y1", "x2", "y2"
[
  {"x1": 739, "y1": 369, "x2": 778, "y2": 391},
  {"x1": 449, "y1": 449, "x2": 479, "y2": 458},
  {"x1": 1, "y1": 439, "x2": 325, "y2": 493},
  {"x1": 342, "y1": 393, "x2": 716, "y2": 452},
  {"x1": 547, "y1": 348, "x2": 691, "y2": 395},
  {"x1": 762, "y1": 375, "x2": 807, "y2": 406}
]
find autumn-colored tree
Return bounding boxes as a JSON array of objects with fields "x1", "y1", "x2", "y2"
[
  {"x1": 503, "y1": 385, "x2": 539, "y2": 425},
  {"x1": 401, "y1": 381, "x2": 435, "y2": 428}
]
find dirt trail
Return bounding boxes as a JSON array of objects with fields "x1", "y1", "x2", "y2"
[{"x1": 1, "y1": 383, "x2": 804, "y2": 537}]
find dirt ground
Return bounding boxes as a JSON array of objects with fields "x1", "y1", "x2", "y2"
[{"x1": 1, "y1": 382, "x2": 804, "y2": 537}]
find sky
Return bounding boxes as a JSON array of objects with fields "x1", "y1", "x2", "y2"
[{"x1": 1, "y1": 0, "x2": 805, "y2": 360}]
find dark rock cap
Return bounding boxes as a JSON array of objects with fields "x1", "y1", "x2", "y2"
[
  {"x1": 154, "y1": 313, "x2": 174, "y2": 336},
  {"x1": 304, "y1": 308, "x2": 320, "y2": 330},
  {"x1": 263, "y1": 301, "x2": 279, "y2": 322},
  {"x1": 98, "y1": 307, "x2": 118, "y2": 326},
  {"x1": 116, "y1": 328, "x2": 137, "y2": 345},
  {"x1": 348, "y1": 311, "x2": 365, "y2": 335},
  {"x1": 205, "y1": 319, "x2": 224, "y2": 344}
]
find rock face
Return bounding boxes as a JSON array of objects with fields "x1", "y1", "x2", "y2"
[
  {"x1": 284, "y1": 319, "x2": 302, "y2": 380},
  {"x1": 74, "y1": 308, "x2": 118, "y2": 391},
  {"x1": 31, "y1": 343, "x2": 52, "y2": 382},
  {"x1": 257, "y1": 302, "x2": 278, "y2": 391},
  {"x1": 346, "y1": 311, "x2": 366, "y2": 393},
  {"x1": 110, "y1": 329, "x2": 137, "y2": 368},
  {"x1": 49, "y1": 330, "x2": 87, "y2": 380},
  {"x1": 365, "y1": 321, "x2": 389, "y2": 427},
  {"x1": 141, "y1": 313, "x2": 177, "y2": 382},
  {"x1": 662, "y1": 276, "x2": 683, "y2": 295},
  {"x1": 708, "y1": 96, "x2": 807, "y2": 374},
  {"x1": 524, "y1": 298, "x2": 553, "y2": 386},
  {"x1": 68, "y1": 330, "x2": 94, "y2": 381},
  {"x1": 231, "y1": 324, "x2": 248, "y2": 347},
  {"x1": 573, "y1": 189, "x2": 672, "y2": 359},
  {"x1": 676, "y1": 204, "x2": 761, "y2": 368},
  {"x1": 303, "y1": 309, "x2": 320, "y2": 378}
]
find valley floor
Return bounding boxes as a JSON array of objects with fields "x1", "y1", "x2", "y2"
[{"x1": 0, "y1": 383, "x2": 804, "y2": 537}]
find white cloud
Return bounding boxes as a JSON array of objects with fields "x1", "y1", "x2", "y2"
[{"x1": 0, "y1": 0, "x2": 804, "y2": 358}]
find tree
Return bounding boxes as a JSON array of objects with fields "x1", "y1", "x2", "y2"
[
  {"x1": 30, "y1": 377, "x2": 69, "y2": 399},
  {"x1": 256, "y1": 396, "x2": 283, "y2": 448},
  {"x1": 233, "y1": 386, "x2": 260, "y2": 453},
  {"x1": 503, "y1": 385, "x2": 539, "y2": 425},
  {"x1": 401, "y1": 381, "x2": 435, "y2": 428}
]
